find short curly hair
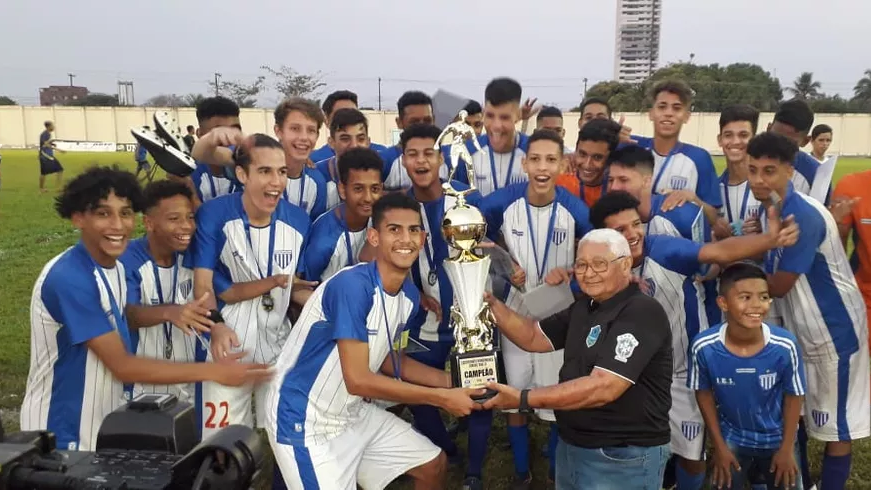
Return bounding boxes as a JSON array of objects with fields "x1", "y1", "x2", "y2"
[{"x1": 54, "y1": 166, "x2": 144, "y2": 219}]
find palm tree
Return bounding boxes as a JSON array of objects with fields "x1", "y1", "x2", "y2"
[
  {"x1": 787, "y1": 72, "x2": 822, "y2": 99},
  {"x1": 853, "y1": 69, "x2": 871, "y2": 104}
]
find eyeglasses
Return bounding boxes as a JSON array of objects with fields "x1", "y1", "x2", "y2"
[{"x1": 574, "y1": 256, "x2": 626, "y2": 275}]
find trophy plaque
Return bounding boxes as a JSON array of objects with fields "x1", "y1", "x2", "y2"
[{"x1": 437, "y1": 112, "x2": 502, "y2": 400}]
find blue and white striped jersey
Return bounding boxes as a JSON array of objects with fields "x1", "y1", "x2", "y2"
[
  {"x1": 718, "y1": 173, "x2": 762, "y2": 233},
  {"x1": 446, "y1": 133, "x2": 530, "y2": 197},
  {"x1": 791, "y1": 151, "x2": 828, "y2": 203},
  {"x1": 188, "y1": 193, "x2": 310, "y2": 364},
  {"x1": 634, "y1": 234, "x2": 707, "y2": 377},
  {"x1": 647, "y1": 193, "x2": 708, "y2": 244},
  {"x1": 407, "y1": 181, "x2": 482, "y2": 344},
  {"x1": 688, "y1": 323, "x2": 806, "y2": 450},
  {"x1": 314, "y1": 157, "x2": 341, "y2": 211},
  {"x1": 763, "y1": 183, "x2": 867, "y2": 361},
  {"x1": 267, "y1": 261, "x2": 419, "y2": 447},
  {"x1": 379, "y1": 146, "x2": 450, "y2": 192},
  {"x1": 191, "y1": 163, "x2": 236, "y2": 204},
  {"x1": 283, "y1": 167, "x2": 327, "y2": 219},
  {"x1": 21, "y1": 242, "x2": 133, "y2": 451},
  {"x1": 299, "y1": 205, "x2": 369, "y2": 282},
  {"x1": 480, "y1": 184, "x2": 592, "y2": 292},
  {"x1": 120, "y1": 238, "x2": 198, "y2": 401},
  {"x1": 634, "y1": 137, "x2": 722, "y2": 208}
]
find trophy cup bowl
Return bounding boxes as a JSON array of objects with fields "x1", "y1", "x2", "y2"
[{"x1": 442, "y1": 199, "x2": 503, "y2": 401}]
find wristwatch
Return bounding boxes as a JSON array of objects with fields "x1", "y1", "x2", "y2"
[
  {"x1": 519, "y1": 389, "x2": 534, "y2": 414},
  {"x1": 207, "y1": 309, "x2": 225, "y2": 324}
]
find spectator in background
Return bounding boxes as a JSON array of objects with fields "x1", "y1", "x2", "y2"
[
  {"x1": 462, "y1": 100, "x2": 484, "y2": 136},
  {"x1": 577, "y1": 97, "x2": 612, "y2": 131},
  {"x1": 134, "y1": 126, "x2": 153, "y2": 182},
  {"x1": 39, "y1": 120, "x2": 64, "y2": 193},
  {"x1": 183, "y1": 125, "x2": 196, "y2": 153},
  {"x1": 810, "y1": 124, "x2": 833, "y2": 163}
]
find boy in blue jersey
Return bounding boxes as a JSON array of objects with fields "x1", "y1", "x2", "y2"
[
  {"x1": 273, "y1": 98, "x2": 328, "y2": 218},
  {"x1": 133, "y1": 129, "x2": 153, "y2": 182},
  {"x1": 189, "y1": 133, "x2": 313, "y2": 439},
  {"x1": 300, "y1": 147, "x2": 383, "y2": 282},
  {"x1": 380, "y1": 91, "x2": 437, "y2": 192},
  {"x1": 767, "y1": 99, "x2": 828, "y2": 203},
  {"x1": 632, "y1": 80, "x2": 722, "y2": 228},
  {"x1": 688, "y1": 263, "x2": 805, "y2": 490},
  {"x1": 38, "y1": 120, "x2": 64, "y2": 193},
  {"x1": 747, "y1": 131, "x2": 870, "y2": 490},
  {"x1": 20, "y1": 167, "x2": 270, "y2": 451},
  {"x1": 716, "y1": 105, "x2": 763, "y2": 238},
  {"x1": 396, "y1": 123, "x2": 492, "y2": 489},
  {"x1": 122, "y1": 180, "x2": 212, "y2": 403},
  {"x1": 449, "y1": 77, "x2": 530, "y2": 195},
  {"x1": 185, "y1": 96, "x2": 242, "y2": 207},
  {"x1": 583, "y1": 191, "x2": 798, "y2": 490},
  {"x1": 264, "y1": 193, "x2": 483, "y2": 490},
  {"x1": 316, "y1": 108, "x2": 378, "y2": 209},
  {"x1": 310, "y1": 90, "x2": 387, "y2": 162},
  {"x1": 479, "y1": 129, "x2": 592, "y2": 488}
]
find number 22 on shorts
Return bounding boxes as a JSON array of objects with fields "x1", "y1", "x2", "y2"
[{"x1": 204, "y1": 401, "x2": 230, "y2": 429}]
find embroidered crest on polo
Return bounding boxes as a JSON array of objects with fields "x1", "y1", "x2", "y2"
[
  {"x1": 614, "y1": 333, "x2": 639, "y2": 363},
  {"x1": 586, "y1": 325, "x2": 601, "y2": 348}
]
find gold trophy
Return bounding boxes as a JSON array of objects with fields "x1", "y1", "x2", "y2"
[{"x1": 436, "y1": 111, "x2": 502, "y2": 400}]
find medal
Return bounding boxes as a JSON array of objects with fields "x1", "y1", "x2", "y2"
[
  {"x1": 428, "y1": 270, "x2": 438, "y2": 286},
  {"x1": 164, "y1": 342, "x2": 173, "y2": 360},
  {"x1": 262, "y1": 293, "x2": 275, "y2": 312}
]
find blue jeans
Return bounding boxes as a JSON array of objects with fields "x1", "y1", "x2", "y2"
[
  {"x1": 555, "y1": 437, "x2": 670, "y2": 489},
  {"x1": 724, "y1": 442, "x2": 803, "y2": 490}
]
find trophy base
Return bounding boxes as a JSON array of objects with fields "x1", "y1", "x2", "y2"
[{"x1": 450, "y1": 350, "x2": 504, "y2": 401}]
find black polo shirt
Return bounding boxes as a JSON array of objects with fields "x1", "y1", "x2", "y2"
[{"x1": 539, "y1": 283, "x2": 672, "y2": 448}]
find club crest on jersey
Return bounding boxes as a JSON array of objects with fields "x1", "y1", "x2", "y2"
[
  {"x1": 614, "y1": 333, "x2": 639, "y2": 363},
  {"x1": 179, "y1": 279, "x2": 193, "y2": 299},
  {"x1": 747, "y1": 206, "x2": 760, "y2": 219},
  {"x1": 669, "y1": 176, "x2": 688, "y2": 190},
  {"x1": 273, "y1": 250, "x2": 295, "y2": 269},
  {"x1": 759, "y1": 373, "x2": 777, "y2": 390},
  {"x1": 586, "y1": 325, "x2": 601, "y2": 348},
  {"x1": 682, "y1": 421, "x2": 701, "y2": 441},
  {"x1": 552, "y1": 228, "x2": 567, "y2": 246},
  {"x1": 812, "y1": 410, "x2": 829, "y2": 428}
]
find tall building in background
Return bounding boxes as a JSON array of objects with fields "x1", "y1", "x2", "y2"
[
  {"x1": 614, "y1": 0, "x2": 662, "y2": 84},
  {"x1": 39, "y1": 86, "x2": 89, "y2": 106}
]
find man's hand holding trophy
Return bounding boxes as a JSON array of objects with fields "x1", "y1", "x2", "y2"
[{"x1": 436, "y1": 112, "x2": 503, "y2": 401}]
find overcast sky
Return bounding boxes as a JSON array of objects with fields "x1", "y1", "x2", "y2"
[{"x1": 2, "y1": 0, "x2": 868, "y2": 109}]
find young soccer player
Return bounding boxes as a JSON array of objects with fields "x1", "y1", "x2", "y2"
[
  {"x1": 535, "y1": 106, "x2": 567, "y2": 145},
  {"x1": 189, "y1": 133, "x2": 312, "y2": 438},
  {"x1": 38, "y1": 120, "x2": 64, "y2": 193},
  {"x1": 379, "y1": 91, "x2": 438, "y2": 192},
  {"x1": 396, "y1": 123, "x2": 492, "y2": 489},
  {"x1": 556, "y1": 118, "x2": 622, "y2": 208},
  {"x1": 810, "y1": 124, "x2": 833, "y2": 163},
  {"x1": 300, "y1": 147, "x2": 383, "y2": 283},
  {"x1": 462, "y1": 100, "x2": 484, "y2": 136},
  {"x1": 585, "y1": 190, "x2": 798, "y2": 490},
  {"x1": 20, "y1": 167, "x2": 270, "y2": 451},
  {"x1": 632, "y1": 80, "x2": 722, "y2": 226},
  {"x1": 270, "y1": 97, "x2": 328, "y2": 219},
  {"x1": 187, "y1": 96, "x2": 242, "y2": 206},
  {"x1": 121, "y1": 180, "x2": 207, "y2": 403},
  {"x1": 577, "y1": 97, "x2": 612, "y2": 131},
  {"x1": 264, "y1": 193, "x2": 483, "y2": 489},
  {"x1": 766, "y1": 99, "x2": 827, "y2": 203},
  {"x1": 310, "y1": 90, "x2": 387, "y2": 162},
  {"x1": 716, "y1": 105, "x2": 763, "y2": 238},
  {"x1": 315, "y1": 108, "x2": 377, "y2": 210},
  {"x1": 449, "y1": 77, "x2": 530, "y2": 196},
  {"x1": 688, "y1": 263, "x2": 805, "y2": 490},
  {"x1": 748, "y1": 131, "x2": 870, "y2": 490},
  {"x1": 133, "y1": 132, "x2": 153, "y2": 182},
  {"x1": 479, "y1": 129, "x2": 592, "y2": 487}
]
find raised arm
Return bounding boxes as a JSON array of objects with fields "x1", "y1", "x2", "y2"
[{"x1": 483, "y1": 292, "x2": 556, "y2": 353}]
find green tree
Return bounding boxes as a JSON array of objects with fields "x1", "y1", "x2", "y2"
[
  {"x1": 208, "y1": 76, "x2": 265, "y2": 108},
  {"x1": 786, "y1": 72, "x2": 822, "y2": 100},
  {"x1": 261, "y1": 65, "x2": 327, "y2": 100},
  {"x1": 809, "y1": 95, "x2": 850, "y2": 113},
  {"x1": 66, "y1": 93, "x2": 120, "y2": 106},
  {"x1": 852, "y1": 69, "x2": 871, "y2": 112},
  {"x1": 0, "y1": 95, "x2": 17, "y2": 105}
]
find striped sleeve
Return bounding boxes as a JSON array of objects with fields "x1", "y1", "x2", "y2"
[
  {"x1": 687, "y1": 336, "x2": 713, "y2": 391},
  {"x1": 772, "y1": 334, "x2": 806, "y2": 396}
]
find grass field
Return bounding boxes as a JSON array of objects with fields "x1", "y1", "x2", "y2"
[{"x1": 1, "y1": 149, "x2": 871, "y2": 489}]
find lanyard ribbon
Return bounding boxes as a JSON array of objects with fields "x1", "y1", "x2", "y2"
[
  {"x1": 720, "y1": 172, "x2": 751, "y2": 223},
  {"x1": 489, "y1": 134, "x2": 519, "y2": 191},
  {"x1": 373, "y1": 264, "x2": 401, "y2": 380},
  {"x1": 151, "y1": 257, "x2": 179, "y2": 350},
  {"x1": 524, "y1": 197, "x2": 559, "y2": 284},
  {"x1": 339, "y1": 205, "x2": 360, "y2": 267},
  {"x1": 241, "y1": 212, "x2": 277, "y2": 279}
]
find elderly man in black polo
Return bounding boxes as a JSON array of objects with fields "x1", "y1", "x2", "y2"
[{"x1": 482, "y1": 228, "x2": 673, "y2": 489}]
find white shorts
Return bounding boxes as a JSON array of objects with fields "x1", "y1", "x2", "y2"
[
  {"x1": 198, "y1": 379, "x2": 270, "y2": 439},
  {"x1": 269, "y1": 404, "x2": 441, "y2": 490},
  {"x1": 804, "y1": 350, "x2": 871, "y2": 442},
  {"x1": 669, "y1": 380, "x2": 706, "y2": 461}
]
